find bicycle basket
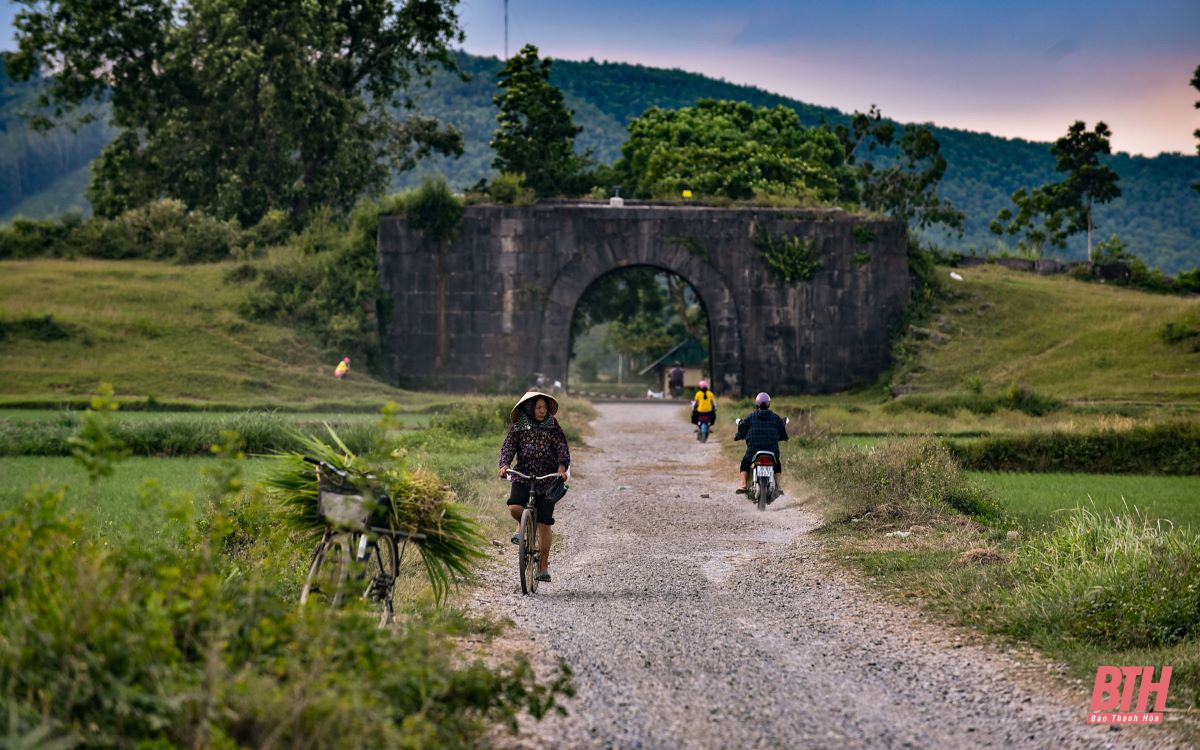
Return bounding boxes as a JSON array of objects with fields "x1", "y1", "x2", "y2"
[
  {"x1": 317, "y1": 489, "x2": 373, "y2": 530},
  {"x1": 544, "y1": 478, "x2": 568, "y2": 503}
]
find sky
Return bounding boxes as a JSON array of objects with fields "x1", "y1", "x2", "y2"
[{"x1": 3, "y1": 0, "x2": 1197, "y2": 156}]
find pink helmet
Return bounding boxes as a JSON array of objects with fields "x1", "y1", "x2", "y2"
[
  {"x1": 343, "y1": 357, "x2": 350, "y2": 363},
  {"x1": 755, "y1": 392, "x2": 771, "y2": 407},
  {"x1": 698, "y1": 379, "x2": 709, "y2": 390}
]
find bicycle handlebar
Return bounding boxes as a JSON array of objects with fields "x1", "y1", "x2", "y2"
[{"x1": 504, "y1": 469, "x2": 563, "y2": 481}]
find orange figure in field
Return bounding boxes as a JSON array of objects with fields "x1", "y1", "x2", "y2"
[{"x1": 334, "y1": 357, "x2": 350, "y2": 379}]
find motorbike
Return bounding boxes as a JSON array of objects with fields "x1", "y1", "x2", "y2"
[
  {"x1": 696, "y1": 411, "x2": 713, "y2": 442},
  {"x1": 734, "y1": 416, "x2": 789, "y2": 511},
  {"x1": 747, "y1": 450, "x2": 780, "y2": 512}
]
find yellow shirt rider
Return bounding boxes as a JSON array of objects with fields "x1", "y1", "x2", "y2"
[{"x1": 691, "y1": 379, "x2": 716, "y2": 425}]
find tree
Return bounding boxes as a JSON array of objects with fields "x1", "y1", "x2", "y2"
[
  {"x1": 1192, "y1": 64, "x2": 1199, "y2": 193},
  {"x1": 491, "y1": 44, "x2": 588, "y2": 197},
  {"x1": 4, "y1": 0, "x2": 465, "y2": 224},
  {"x1": 833, "y1": 106, "x2": 964, "y2": 233},
  {"x1": 990, "y1": 121, "x2": 1121, "y2": 260},
  {"x1": 617, "y1": 99, "x2": 844, "y2": 202}
]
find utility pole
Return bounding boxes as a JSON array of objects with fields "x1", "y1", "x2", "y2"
[{"x1": 504, "y1": 0, "x2": 509, "y2": 60}]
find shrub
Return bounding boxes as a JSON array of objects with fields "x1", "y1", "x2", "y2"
[
  {"x1": 807, "y1": 439, "x2": 1004, "y2": 525},
  {"x1": 753, "y1": 224, "x2": 822, "y2": 282},
  {"x1": 0, "y1": 413, "x2": 386, "y2": 458},
  {"x1": 948, "y1": 421, "x2": 1200, "y2": 474},
  {"x1": 0, "y1": 314, "x2": 73, "y2": 341},
  {"x1": 489, "y1": 172, "x2": 536, "y2": 205},
  {"x1": 431, "y1": 400, "x2": 512, "y2": 437},
  {"x1": 884, "y1": 384, "x2": 1063, "y2": 417},
  {"x1": 0, "y1": 203, "x2": 246, "y2": 263}
]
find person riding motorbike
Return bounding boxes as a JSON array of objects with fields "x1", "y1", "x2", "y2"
[
  {"x1": 691, "y1": 379, "x2": 717, "y2": 431},
  {"x1": 734, "y1": 392, "x2": 789, "y2": 494}
]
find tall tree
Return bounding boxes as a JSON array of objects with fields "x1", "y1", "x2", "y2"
[
  {"x1": 491, "y1": 44, "x2": 588, "y2": 197},
  {"x1": 833, "y1": 106, "x2": 964, "y2": 233},
  {"x1": 618, "y1": 99, "x2": 844, "y2": 202},
  {"x1": 990, "y1": 121, "x2": 1121, "y2": 260},
  {"x1": 4, "y1": 0, "x2": 465, "y2": 224}
]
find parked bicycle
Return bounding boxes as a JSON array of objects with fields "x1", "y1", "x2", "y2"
[
  {"x1": 504, "y1": 468, "x2": 567, "y2": 595},
  {"x1": 299, "y1": 456, "x2": 424, "y2": 626}
]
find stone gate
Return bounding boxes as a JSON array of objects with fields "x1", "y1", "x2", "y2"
[{"x1": 378, "y1": 203, "x2": 910, "y2": 395}]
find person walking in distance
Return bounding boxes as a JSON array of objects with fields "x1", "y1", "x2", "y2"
[{"x1": 667, "y1": 361, "x2": 685, "y2": 399}]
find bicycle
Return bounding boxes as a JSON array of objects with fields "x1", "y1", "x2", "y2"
[
  {"x1": 299, "y1": 457, "x2": 425, "y2": 626},
  {"x1": 504, "y1": 468, "x2": 566, "y2": 595}
]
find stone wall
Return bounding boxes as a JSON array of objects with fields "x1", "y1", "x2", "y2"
[{"x1": 378, "y1": 203, "x2": 910, "y2": 395}]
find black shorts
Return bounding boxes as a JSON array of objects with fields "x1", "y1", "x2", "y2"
[
  {"x1": 740, "y1": 451, "x2": 782, "y2": 474},
  {"x1": 506, "y1": 482, "x2": 557, "y2": 525}
]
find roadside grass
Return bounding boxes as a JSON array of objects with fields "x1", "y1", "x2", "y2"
[
  {"x1": 0, "y1": 410, "x2": 428, "y2": 456},
  {"x1": 804, "y1": 439, "x2": 1200, "y2": 741},
  {"x1": 0, "y1": 258, "x2": 423, "y2": 407}
]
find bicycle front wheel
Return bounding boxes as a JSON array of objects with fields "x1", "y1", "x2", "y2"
[
  {"x1": 301, "y1": 531, "x2": 351, "y2": 608},
  {"x1": 363, "y1": 534, "x2": 399, "y2": 627},
  {"x1": 519, "y1": 508, "x2": 538, "y2": 595}
]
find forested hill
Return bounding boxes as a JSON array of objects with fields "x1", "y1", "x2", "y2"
[{"x1": 3, "y1": 52, "x2": 1198, "y2": 271}]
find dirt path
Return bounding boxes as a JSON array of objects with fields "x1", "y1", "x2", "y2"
[{"x1": 470, "y1": 403, "x2": 1176, "y2": 749}]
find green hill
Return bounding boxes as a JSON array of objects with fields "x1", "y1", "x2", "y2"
[
  {"x1": 0, "y1": 258, "x2": 415, "y2": 408},
  {"x1": 898, "y1": 264, "x2": 1200, "y2": 402},
  {"x1": 4, "y1": 52, "x2": 1198, "y2": 271}
]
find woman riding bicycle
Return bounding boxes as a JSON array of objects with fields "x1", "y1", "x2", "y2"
[{"x1": 498, "y1": 391, "x2": 571, "y2": 583}]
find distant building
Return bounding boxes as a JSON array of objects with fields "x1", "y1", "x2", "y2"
[{"x1": 639, "y1": 338, "x2": 708, "y2": 397}]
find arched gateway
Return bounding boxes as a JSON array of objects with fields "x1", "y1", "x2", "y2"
[{"x1": 378, "y1": 203, "x2": 909, "y2": 395}]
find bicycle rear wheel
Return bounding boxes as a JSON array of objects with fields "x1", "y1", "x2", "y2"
[
  {"x1": 519, "y1": 508, "x2": 538, "y2": 595},
  {"x1": 363, "y1": 534, "x2": 399, "y2": 626},
  {"x1": 301, "y1": 530, "x2": 351, "y2": 608}
]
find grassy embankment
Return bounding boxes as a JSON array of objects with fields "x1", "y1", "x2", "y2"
[
  {"x1": 0, "y1": 257, "x2": 414, "y2": 409},
  {"x1": 726, "y1": 265, "x2": 1200, "y2": 737}
]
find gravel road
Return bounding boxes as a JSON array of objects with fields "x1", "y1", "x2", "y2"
[{"x1": 470, "y1": 402, "x2": 1181, "y2": 750}]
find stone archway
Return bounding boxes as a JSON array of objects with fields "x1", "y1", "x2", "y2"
[
  {"x1": 537, "y1": 253, "x2": 742, "y2": 395},
  {"x1": 378, "y1": 203, "x2": 909, "y2": 394}
]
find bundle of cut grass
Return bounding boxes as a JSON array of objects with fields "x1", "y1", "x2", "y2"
[{"x1": 262, "y1": 427, "x2": 485, "y2": 601}]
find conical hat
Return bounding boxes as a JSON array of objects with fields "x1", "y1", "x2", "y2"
[{"x1": 510, "y1": 391, "x2": 559, "y2": 423}]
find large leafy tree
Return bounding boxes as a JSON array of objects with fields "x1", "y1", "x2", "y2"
[
  {"x1": 617, "y1": 99, "x2": 844, "y2": 201},
  {"x1": 491, "y1": 43, "x2": 588, "y2": 197},
  {"x1": 4, "y1": 0, "x2": 465, "y2": 224},
  {"x1": 990, "y1": 121, "x2": 1121, "y2": 259},
  {"x1": 833, "y1": 105, "x2": 964, "y2": 232}
]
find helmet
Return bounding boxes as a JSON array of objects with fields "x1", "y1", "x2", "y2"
[
  {"x1": 343, "y1": 357, "x2": 350, "y2": 363},
  {"x1": 755, "y1": 392, "x2": 771, "y2": 407},
  {"x1": 698, "y1": 379, "x2": 709, "y2": 390}
]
